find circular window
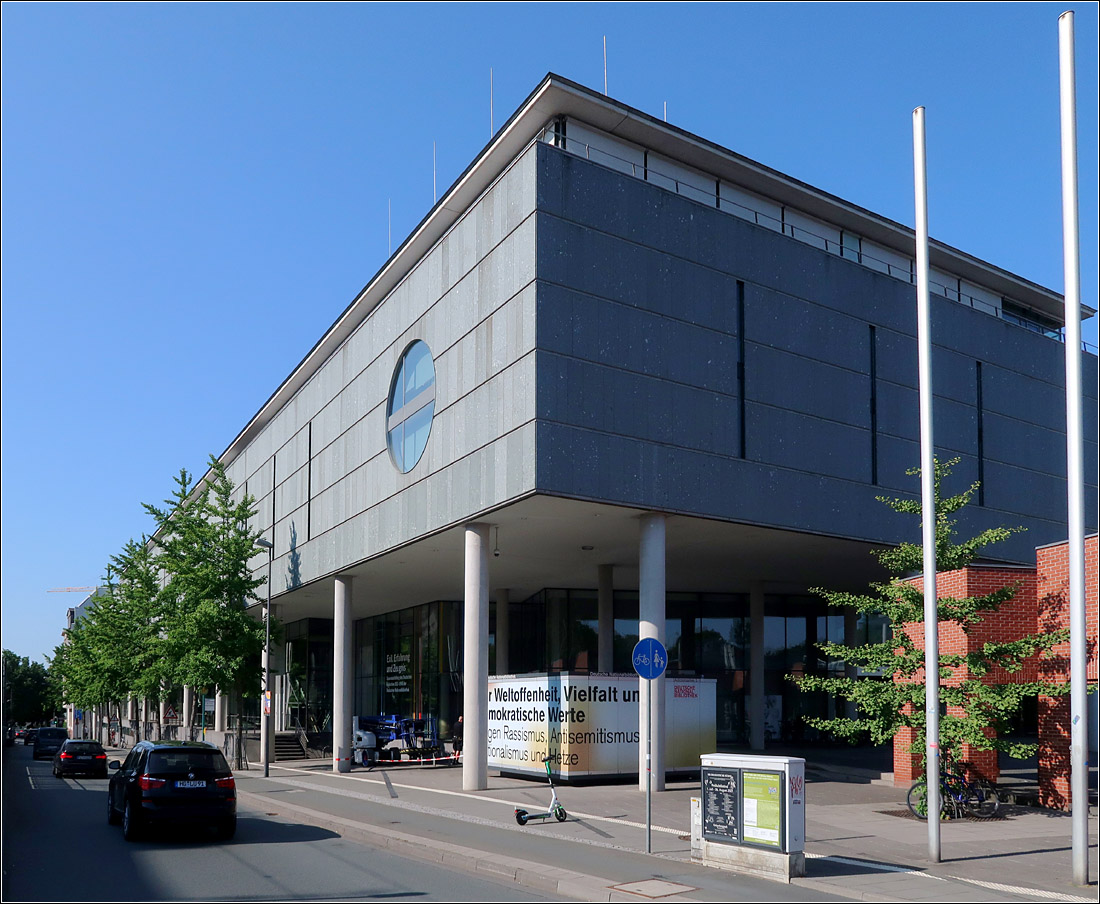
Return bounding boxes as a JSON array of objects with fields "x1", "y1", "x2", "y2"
[{"x1": 386, "y1": 340, "x2": 436, "y2": 473}]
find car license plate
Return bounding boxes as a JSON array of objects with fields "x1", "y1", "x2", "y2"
[{"x1": 176, "y1": 780, "x2": 206, "y2": 788}]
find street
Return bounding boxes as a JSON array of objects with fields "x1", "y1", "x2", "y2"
[{"x1": 1, "y1": 743, "x2": 553, "y2": 902}]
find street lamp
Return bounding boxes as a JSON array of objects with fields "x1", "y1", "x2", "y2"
[{"x1": 255, "y1": 537, "x2": 274, "y2": 778}]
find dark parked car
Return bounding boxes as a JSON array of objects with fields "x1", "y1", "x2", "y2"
[
  {"x1": 32, "y1": 727, "x2": 68, "y2": 760},
  {"x1": 107, "y1": 740, "x2": 236, "y2": 841},
  {"x1": 53, "y1": 739, "x2": 108, "y2": 778}
]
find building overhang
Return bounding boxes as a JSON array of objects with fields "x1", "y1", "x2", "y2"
[{"x1": 249, "y1": 494, "x2": 896, "y2": 623}]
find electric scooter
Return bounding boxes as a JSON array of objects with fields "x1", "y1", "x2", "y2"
[{"x1": 514, "y1": 756, "x2": 567, "y2": 825}]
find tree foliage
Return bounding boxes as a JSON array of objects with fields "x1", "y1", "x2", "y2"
[
  {"x1": 3, "y1": 650, "x2": 62, "y2": 725},
  {"x1": 144, "y1": 458, "x2": 266, "y2": 697},
  {"x1": 53, "y1": 539, "x2": 165, "y2": 713},
  {"x1": 52, "y1": 456, "x2": 267, "y2": 714},
  {"x1": 794, "y1": 458, "x2": 1069, "y2": 763}
]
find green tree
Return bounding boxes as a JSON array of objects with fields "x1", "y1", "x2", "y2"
[
  {"x1": 144, "y1": 457, "x2": 267, "y2": 700},
  {"x1": 3, "y1": 650, "x2": 62, "y2": 725},
  {"x1": 51, "y1": 543, "x2": 164, "y2": 737},
  {"x1": 794, "y1": 458, "x2": 1069, "y2": 766}
]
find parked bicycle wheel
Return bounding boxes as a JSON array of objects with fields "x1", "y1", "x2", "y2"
[
  {"x1": 906, "y1": 780, "x2": 955, "y2": 820},
  {"x1": 962, "y1": 782, "x2": 1000, "y2": 818}
]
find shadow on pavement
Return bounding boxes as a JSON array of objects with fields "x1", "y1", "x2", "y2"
[
  {"x1": 805, "y1": 856, "x2": 923, "y2": 879},
  {"x1": 137, "y1": 816, "x2": 340, "y2": 846}
]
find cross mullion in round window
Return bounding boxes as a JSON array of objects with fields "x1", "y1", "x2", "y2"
[{"x1": 387, "y1": 340, "x2": 436, "y2": 472}]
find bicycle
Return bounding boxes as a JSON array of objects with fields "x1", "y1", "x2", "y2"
[{"x1": 906, "y1": 759, "x2": 999, "y2": 820}]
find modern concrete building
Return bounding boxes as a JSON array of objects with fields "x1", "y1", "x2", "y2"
[{"x1": 199, "y1": 74, "x2": 1096, "y2": 790}]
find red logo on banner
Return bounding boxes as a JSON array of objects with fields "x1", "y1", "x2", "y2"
[{"x1": 673, "y1": 685, "x2": 697, "y2": 698}]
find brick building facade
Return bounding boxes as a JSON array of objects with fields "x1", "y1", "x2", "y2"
[{"x1": 893, "y1": 534, "x2": 1098, "y2": 810}]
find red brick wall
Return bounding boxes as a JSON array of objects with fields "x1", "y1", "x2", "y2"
[
  {"x1": 1035, "y1": 535, "x2": 1099, "y2": 809},
  {"x1": 891, "y1": 535, "x2": 1098, "y2": 807}
]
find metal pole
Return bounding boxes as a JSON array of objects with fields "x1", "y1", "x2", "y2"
[
  {"x1": 913, "y1": 105, "x2": 941, "y2": 863},
  {"x1": 263, "y1": 547, "x2": 272, "y2": 778},
  {"x1": 646, "y1": 676, "x2": 652, "y2": 854},
  {"x1": 1058, "y1": 10, "x2": 1088, "y2": 887}
]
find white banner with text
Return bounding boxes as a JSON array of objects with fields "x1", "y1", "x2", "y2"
[{"x1": 486, "y1": 673, "x2": 716, "y2": 778}]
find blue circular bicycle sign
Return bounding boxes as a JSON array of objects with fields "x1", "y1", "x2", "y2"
[{"x1": 632, "y1": 637, "x2": 668, "y2": 680}]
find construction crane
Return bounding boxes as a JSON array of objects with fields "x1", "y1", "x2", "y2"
[{"x1": 47, "y1": 587, "x2": 97, "y2": 593}]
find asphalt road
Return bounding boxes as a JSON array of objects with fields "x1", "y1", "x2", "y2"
[{"x1": 1, "y1": 742, "x2": 554, "y2": 902}]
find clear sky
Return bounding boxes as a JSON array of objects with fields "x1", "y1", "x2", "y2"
[{"x1": 2, "y1": 3, "x2": 1097, "y2": 664}]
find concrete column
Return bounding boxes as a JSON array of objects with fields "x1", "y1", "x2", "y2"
[
  {"x1": 750, "y1": 582, "x2": 765, "y2": 750},
  {"x1": 495, "y1": 589, "x2": 510, "y2": 675},
  {"x1": 598, "y1": 564, "x2": 614, "y2": 673},
  {"x1": 548, "y1": 592, "x2": 565, "y2": 669},
  {"x1": 844, "y1": 606, "x2": 860, "y2": 721},
  {"x1": 639, "y1": 513, "x2": 666, "y2": 792},
  {"x1": 182, "y1": 686, "x2": 194, "y2": 732},
  {"x1": 333, "y1": 576, "x2": 353, "y2": 774},
  {"x1": 463, "y1": 523, "x2": 490, "y2": 791},
  {"x1": 215, "y1": 691, "x2": 228, "y2": 733}
]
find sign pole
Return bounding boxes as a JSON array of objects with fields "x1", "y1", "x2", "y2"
[
  {"x1": 633, "y1": 636, "x2": 667, "y2": 857},
  {"x1": 646, "y1": 678, "x2": 652, "y2": 853}
]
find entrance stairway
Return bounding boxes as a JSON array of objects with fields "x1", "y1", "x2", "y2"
[{"x1": 273, "y1": 731, "x2": 307, "y2": 761}]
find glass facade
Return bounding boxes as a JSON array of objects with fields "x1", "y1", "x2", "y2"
[
  {"x1": 353, "y1": 601, "x2": 463, "y2": 740},
  {"x1": 287, "y1": 590, "x2": 886, "y2": 750},
  {"x1": 284, "y1": 618, "x2": 334, "y2": 733}
]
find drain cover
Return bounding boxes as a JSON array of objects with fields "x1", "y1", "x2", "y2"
[{"x1": 611, "y1": 879, "x2": 697, "y2": 898}]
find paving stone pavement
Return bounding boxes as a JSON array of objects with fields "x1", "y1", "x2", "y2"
[{"x1": 222, "y1": 753, "x2": 1098, "y2": 903}]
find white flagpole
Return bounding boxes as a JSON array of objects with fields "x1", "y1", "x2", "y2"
[
  {"x1": 913, "y1": 105, "x2": 941, "y2": 863},
  {"x1": 1057, "y1": 10, "x2": 1088, "y2": 887}
]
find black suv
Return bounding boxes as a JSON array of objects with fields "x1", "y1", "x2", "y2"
[
  {"x1": 107, "y1": 740, "x2": 236, "y2": 841},
  {"x1": 53, "y1": 739, "x2": 109, "y2": 778},
  {"x1": 32, "y1": 727, "x2": 68, "y2": 760}
]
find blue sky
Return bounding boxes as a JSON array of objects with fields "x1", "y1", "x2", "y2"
[{"x1": 2, "y1": 3, "x2": 1097, "y2": 664}]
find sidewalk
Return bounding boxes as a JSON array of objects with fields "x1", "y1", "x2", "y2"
[{"x1": 228, "y1": 753, "x2": 1098, "y2": 903}]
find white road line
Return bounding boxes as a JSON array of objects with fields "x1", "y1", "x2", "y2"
[
  {"x1": 805, "y1": 852, "x2": 1095, "y2": 903},
  {"x1": 952, "y1": 877, "x2": 1095, "y2": 903}
]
